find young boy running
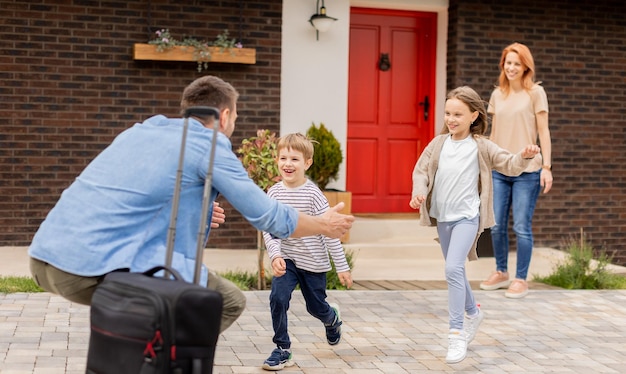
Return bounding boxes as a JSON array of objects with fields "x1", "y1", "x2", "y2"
[{"x1": 261, "y1": 133, "x2": 353, "y2": 371}]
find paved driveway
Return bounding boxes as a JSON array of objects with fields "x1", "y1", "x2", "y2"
[{"x1": 1, "y1": 289, "x2": 625, "y2": 373}]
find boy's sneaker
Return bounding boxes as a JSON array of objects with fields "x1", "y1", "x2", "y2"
[
  {"x1": 480, "y1": 271, "x2": 510, "y2": 290},
  {"x1": 465, "y1": 308, "x2": 484, "y2": 344},
  {"x1": 325, "y1": 303, "x2": 342, "y2": 345},
  {"x1": 505, "y1": 279, "x2": 529, "y2": 299},
  {"x1": 262, "y1": 347, "x2": 294, "y2": 371},
  {"x1": 445, "y1": 330, "x2": 467, "y2": 364}
]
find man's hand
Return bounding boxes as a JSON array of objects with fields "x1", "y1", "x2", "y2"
[
  {"x1": 337, "y1": 271, "x2": 353, "y2": 289},
  {"x1": 271, "y1": 257, "x2": 287, "y2": 277},
  {"x1": 320, "y1": 202, "x2": 355, "y2": 239},
  {"x1": 210, "y1": 202, "x2": 225, "y2": 228}
]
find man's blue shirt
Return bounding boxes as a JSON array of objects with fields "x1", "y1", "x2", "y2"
[{"x1": 29, "y1": 115, "x2": 298, "y2": 285}]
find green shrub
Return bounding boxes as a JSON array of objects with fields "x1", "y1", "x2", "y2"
[
  {"x1": 237, "y1": 129, "x2": 281, "y2": 192},
  {"x1": 219, "y1": 269, "x2": 272, "y2": 290},
  {"x1": 306, "y1": 123, "x2": 343, "y2": 190},
  {"x1": 326, "y1": 248, "x2": 356, "y2": 290},
  {"x1": 534, "y1": 235, "x2": 626, "y2": 289}
]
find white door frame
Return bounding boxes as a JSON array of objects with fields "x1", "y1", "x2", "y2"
[{"x1": 280, "y1": 0, "x2": 448, "y2": 191}]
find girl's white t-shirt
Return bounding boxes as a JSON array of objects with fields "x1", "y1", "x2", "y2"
[{"x1": 429, "y1": 135, "x2": 480, "y2": 222}]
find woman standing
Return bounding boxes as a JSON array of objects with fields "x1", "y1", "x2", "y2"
[{"x1": 479, "y1": 42, "x2": 553, "y2": 299}]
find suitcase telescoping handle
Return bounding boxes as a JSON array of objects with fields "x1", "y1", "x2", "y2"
[{"x1": 165, "y1": 106, "x2": 221, "y2": 284}]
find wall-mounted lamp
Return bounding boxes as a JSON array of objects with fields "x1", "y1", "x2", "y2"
[{"x1": 309, "y1": 0, "x2": 337, "y2": 41}]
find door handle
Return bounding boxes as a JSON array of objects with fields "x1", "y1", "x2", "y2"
[
  {"x1": 419, "y1": 96, "x2": 429, "y2": 121},
  {"x1": 378, "y1": 53, "x2": 391, "y2": 71}
]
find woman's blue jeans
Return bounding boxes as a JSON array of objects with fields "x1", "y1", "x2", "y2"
[
  {"x1": 490, "y1": 170, "x2": 541, "y2": 280},
  {"x1": 269, "y1": 259, "x2": 335, "y2": 349},
  {"x1": 437, "y1": 215, "x2": 480, "y2": 331}
]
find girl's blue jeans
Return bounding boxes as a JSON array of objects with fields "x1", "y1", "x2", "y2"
[
  {"x1": 490, "y1": 170, "x2": 541, "y2": 280},
  {"x1": 437, "y1": 215, "x2": 480, "y2": 331},
  {"x1": 269, "y1": 259, "x2": 335, "y2": 349}
]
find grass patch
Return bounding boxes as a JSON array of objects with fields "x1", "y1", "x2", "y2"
[
  {"x1": 534, "y1": 233, "x2": 626, "y2": 290},
  {"x1": 220, "y1": 269, "x2": 272, "y2": 290},
  {"x1": 0, "y1": 276, "x2": 45, "y2": 293},
  {"x1": 220, "y1": 248, "x2": 357, "y2": 291},
  {"x1": 0, "y1": 248, "x2": 357, "y2": 293}
]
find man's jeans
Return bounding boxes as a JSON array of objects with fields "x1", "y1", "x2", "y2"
[
  {"x1": 269, "y1": 259, "x2": 334, "y2": 349},
  {"x1": 30, "y1": 257, "x2": 246, "y2": 334},
  {"x1": 490, "y1": 170, "x2": 541, "y2": 280}
]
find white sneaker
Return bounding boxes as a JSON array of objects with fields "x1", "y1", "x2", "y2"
[
  {"x1": 465, "y1": 308, "x2": 484, "y2": 344},
  {"x1": 446, "y1": 330, "x2": 467, "y2": 364}
]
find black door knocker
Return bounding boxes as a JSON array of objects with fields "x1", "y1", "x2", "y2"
[{"x1": 378, "y1": 53, "x2": 391, "y2": 71}]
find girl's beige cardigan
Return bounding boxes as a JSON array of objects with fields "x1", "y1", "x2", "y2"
[{"x1": 411, "y1": 134, "x2": 533, "y2": 261}]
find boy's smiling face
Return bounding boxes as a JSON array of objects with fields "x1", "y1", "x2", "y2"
[{"x1": 277, "y1": 147, "x2": 313, "y2": 188}]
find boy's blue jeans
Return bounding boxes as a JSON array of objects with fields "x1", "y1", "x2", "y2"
[
  {"x1": 269, "y1": 259, "x2": 335, "y2": 349},
  {"x1": 490, "y1": 170, "x2": 541, "y2": 280}
]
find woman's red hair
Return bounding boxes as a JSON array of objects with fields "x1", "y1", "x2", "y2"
[{"x1": 497, "y1": 42, "x2": 536, "y2": 96}]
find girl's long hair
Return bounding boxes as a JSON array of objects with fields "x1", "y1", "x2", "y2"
[{"x1": 441, "y1": 86, "x2": 488, "y2": 136}]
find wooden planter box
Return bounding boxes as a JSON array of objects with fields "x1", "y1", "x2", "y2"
[
  {"x1": 133, "y1": 43, "x2": 256, "y2": 64},
  {"x1": 323, "y1": 191, "x2": 352, "y2": 243}
]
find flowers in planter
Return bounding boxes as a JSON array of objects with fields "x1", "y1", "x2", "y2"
[
  {"x1": 148, "y1": 29, "x2": 243, "y2": 71},
  {"x1": 149, "y1": 29, "x2": 177, "y2": 51},
  {"x1": 213, "y1": 29, "x2": 243, "y2": 50}
]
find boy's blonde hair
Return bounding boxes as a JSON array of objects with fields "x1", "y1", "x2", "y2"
[{"x1": 277, "y1": 133, "x2": 315, "y2": 160}]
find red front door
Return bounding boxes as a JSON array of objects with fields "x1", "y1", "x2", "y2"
[{"x1": 347, "y1": 8, "x2": 436, "y2": 213}]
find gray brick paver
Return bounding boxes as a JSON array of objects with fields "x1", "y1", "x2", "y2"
[{"x1": 2, "y1": 290, "x2": 626, "y2": 372}]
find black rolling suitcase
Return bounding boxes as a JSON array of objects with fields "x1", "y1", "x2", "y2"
[{"x1": 86, "y1": 107, "x2": 225, "y2": 374}]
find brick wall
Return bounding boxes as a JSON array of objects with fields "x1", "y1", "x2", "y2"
[
  {"x1": 448, "y1": 0, "x2": 626, "y2": 264},
  {"x1": 3, "y1": 0, "x2": 626, "y2": 265},
  {"x1": 0, "y1": 0, "x2": 282, "y2": 249}
]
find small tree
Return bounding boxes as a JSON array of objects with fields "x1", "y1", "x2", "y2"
[
  {"x1": 237, "y1": 129, "x2": 281, "y2": 289},
  {"x1": 306, "y1": 123, "x2": 343, "y2": 190}
]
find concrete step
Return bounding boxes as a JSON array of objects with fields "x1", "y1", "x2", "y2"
[{"x1": 347, "y1": 214, "x2": 434, "y2": 245}]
